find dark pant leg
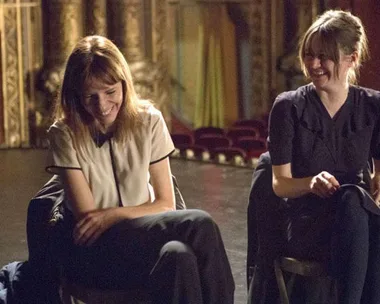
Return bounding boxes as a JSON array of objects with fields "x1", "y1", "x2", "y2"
[
  {"x1": 149, "y1": 240, "x2": 202, "y2": 304},
  {"x1": 330, "y1": 188, "x2": 369, "y2": 304},
  {"x1": 61, "y1": 209, "x2": 234, "y2": 304},
  {"x1": 360, "y1": 213, "x2": 380, "y2": 304}
]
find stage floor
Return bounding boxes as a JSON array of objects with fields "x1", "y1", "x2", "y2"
[{"x1": 0, "y1": 149, "x2": 253, "y2": 303}]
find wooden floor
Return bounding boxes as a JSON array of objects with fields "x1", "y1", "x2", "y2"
[{"x1": 0, "y1": 148, "x2": 253, "y2": 304}]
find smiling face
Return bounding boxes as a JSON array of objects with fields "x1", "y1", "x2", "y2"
[
  {"x1": 82, "y1": 77, "x2": 123, "y2": 132},
  {"x1": 303, "y1": 34, "x2": 354, "y2": 93}
]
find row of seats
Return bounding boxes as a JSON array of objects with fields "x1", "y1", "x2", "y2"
[{"x1": 170, "y1": 118, "x2": 268, "y2": 168}]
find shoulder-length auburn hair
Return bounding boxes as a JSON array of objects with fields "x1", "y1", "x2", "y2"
[{"x1": 53, "y1": 35, "x2": 150, "y2": 147}]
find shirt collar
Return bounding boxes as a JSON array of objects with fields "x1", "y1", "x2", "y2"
[{"x1": 92, "y1": 131, "x2": 114, "y2": 148}]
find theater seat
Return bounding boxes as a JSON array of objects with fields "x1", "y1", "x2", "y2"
[
  {"x1": 193, "y1": 126, "x2": 225, "y2": 140},
  {"x1": 274, "y1": 257, "x2": 338, "y2": 304},
  {"x1": 60, "y1": 280, "x2": 151, "y2": 303},
  {"x1": 61, "y1": 280, "x2": 151, "y2": 303}
]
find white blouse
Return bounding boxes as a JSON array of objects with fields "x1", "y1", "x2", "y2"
[{"x1": 46, "y1": 105, "x2": 175, "y2": 210}]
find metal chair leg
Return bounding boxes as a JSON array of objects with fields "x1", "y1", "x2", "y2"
[{"x1": 274, "y1": 259, "x2": 290, "y2": 304}]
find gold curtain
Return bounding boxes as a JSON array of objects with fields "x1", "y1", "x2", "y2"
[{"x1": 194, "y1": 4, "x2": 238, "y2": 128}]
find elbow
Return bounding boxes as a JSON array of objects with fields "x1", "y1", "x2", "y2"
[
  {"x1": 272, "y1": 185, "x2": 282, "y2": 198},
  {"x1": 272, "y1": 180, "x2": 287, "y2": 198},
  {"x1": 157, "y1": 197, "x2": 175, "y2": 212},
  {"x1": 163, "y1": 205, "x2": 175, "y2": 212},
  {"x1": 169, "y1": 199, "x2": 176, "y2": 211}
]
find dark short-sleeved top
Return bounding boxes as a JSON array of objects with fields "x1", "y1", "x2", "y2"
[
  {"x1": 268, "y1": 84, "x2": 380, "y2": 186},
  {"x1": 46, "y1": 105, "x2": 175, "y2": 210}
]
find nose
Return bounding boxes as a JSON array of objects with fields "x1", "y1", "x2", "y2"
[
  {"x1": 97, "y1": 94, "x2": 108, "y2": 110},
  {"x1": 309, "y1": 57, "x2": 321, "y2": 69}
]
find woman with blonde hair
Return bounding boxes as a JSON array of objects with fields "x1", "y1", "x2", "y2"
[{"x1": 46, "y1": 35, "x2": 234, "y2": 303}]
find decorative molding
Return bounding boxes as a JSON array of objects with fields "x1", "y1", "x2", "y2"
[
  {"x1": 108, "y1": 0, "x2": 171, "y2": 125},
  {"x1": 86, "y1": 0, "x2": 107, "y2": 36},
  {"x1": 33, "y1": 0, "x2": 83, "y2": 146},
  {"x1": 296, "y1": 0, "x2": 319, "y2": 36},
  {"x1": 278, "y1": 0, "x2": 320, "y2": 92},
  {"x1": 152, "y1": 0, "x2": 171, "y2": 125},
  {"x1": 152, "y1": 0, "x2": 166, "y2": 64},
  {"x1": 45, "y1": 0, "x2": 83, "y2": 66},
  {"x1": 3, "y1": 6, "x2": 21, "y2": 147},
  {"x1": 270, "y1": 0, "x2": 285, "y2": 97},
  {"x1": 250, "y1": 0, "x2": 270, "y2": 116},
  {"x1": 109, "y1": 0, "x2": 145, "y2": 62},
  {"x1": 0, "y1": 26, "x2": 3, "y2": 145},
  {"x1": 0, "y1": 0, "x2": 42, "y2": 147}
]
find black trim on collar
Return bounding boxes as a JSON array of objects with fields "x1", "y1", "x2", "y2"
[{"x1": 92, "y1": 131, "x2": 114, "y2": 147}]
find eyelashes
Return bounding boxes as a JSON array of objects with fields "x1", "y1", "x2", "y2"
[
  {"x1": 304, "y1": 53, "x2": 330, "y2": 61},
  {"x1": 83, "y1": 90, "x2": 116, "y2": 105}
]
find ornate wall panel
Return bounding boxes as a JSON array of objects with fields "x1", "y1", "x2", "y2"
[
  {"x1": 151, "y1": 0, "x2": 171, "y2": 125},
  {"x1": 0, "y1": 0, "x2": 42, "y2": 147},
  {"x1": 109, "y1": 0, "x2": 145, "y2": 62},
  {"x1": 44, "y1": 0, "x2": 83, "y2": 67},
  {"x1": 277, "y1": 0, "x2": 320, "y2": 92},
  {"x1": 296, "y1": 0, "x2": 319, "y2": 36},
  {"x1": 85, "y1": 0, "x2": 107, "y2": 36},
  {"x1": 250, "y1": 0, "x2": 270, "y2": 116},
  {"x1": 34, "y1": 0, "x2": 83, "y2": 146},
  {"x1": 270, "y1": 0, "x2": 285, "y2": 99},
  {"x1": 108, "y1": 0, "x2": 171, "y2": 126},
  {"x1": 0, "y1": 28, "x2": 3, "y2": 145}
]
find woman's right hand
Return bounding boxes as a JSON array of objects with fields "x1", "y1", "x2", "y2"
[
  {"x1": 310, "y1": 171, "x2": 340, "y2": 198},
  {"x1": 74, "y1": 207, "x2": 121, "y2": 246}
]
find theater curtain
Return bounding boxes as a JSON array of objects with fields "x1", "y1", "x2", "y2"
[{"x1": 194, "y1": 5, "x2": 238, "y2": 128}]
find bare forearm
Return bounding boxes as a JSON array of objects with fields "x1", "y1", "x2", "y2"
[
  {"x1": 115, "y1": 199, "x2": 175, "y2": 220},
  {"x1": 273, "y1": 175, "x2": 313, "y2": 199},
  {"x1": 371, "y1": 159, "x2": 380, "y2": 201},
  {"x1": 60, "y1": 170, "x2": 97, "y2": 220}
]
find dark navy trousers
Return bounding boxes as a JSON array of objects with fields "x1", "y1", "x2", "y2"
[{"x1": 61, "y1": 209, "x2": 235, "y2": 304}]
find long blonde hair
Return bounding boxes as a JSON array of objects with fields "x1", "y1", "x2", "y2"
[
  {"x1": 54, "y1": 35, "x2": 150, "y2": 148},
  {"x1": 299, "y1": 10, "x2": 369, "y2": 84}
]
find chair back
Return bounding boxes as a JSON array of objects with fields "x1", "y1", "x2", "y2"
[
  {"x1": 233, "y1": 119, "x2": 268, "y2": 137},
  {"x1": 194, "y1": 126, "x2": 225, "y2": 140},
  {"x1": 171, "y1": 133, "x2": 194, "y2": 147},
  {"x1": 235, "y1": 137, "x2": 267, "y2": 158},
  {"x1": 213, "y1": 146, "x2": 247, "y2": 161},
  {"x1": 195, "y1": 134, "x2": 232, "y2": 152},
  {"x1": 227, "y1": 127, "x2": 259, "y2": 144}
]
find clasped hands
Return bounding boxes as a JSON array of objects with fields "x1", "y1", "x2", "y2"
[
  {"x1": 310, "y1": 171, "x2": 380, "y2": 207},
  {"x1": 73, "y1": 207, "x2": 121, "y2": 247}
]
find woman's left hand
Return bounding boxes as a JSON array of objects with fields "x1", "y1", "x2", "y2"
[{"x1": 73, "y1": 208, "x2": 120, "y2": 246}]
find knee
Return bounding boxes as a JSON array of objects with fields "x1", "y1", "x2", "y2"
[
  {"x1": 160, "y1": 241, "x2": 196, "y2": 263},
  {"x1": 192, "y1": 210, "x2": 221, "y2": 235},
  {"x1": 335, "y1": 187, "x2": 368, "y2": 226},
  {"x1": 160, "y1": 240, "x2": 192, "y2": 254},
  {"x1": 337, "y1": 188, "x2": 364, "y2": 212},
  {"x1": 192, "y1": 209, "x2": 214, "y2": 223},
  {"x1": 176, "y1": 210, "x2": 222, "y2": 247},
  {"x1": 181, "y1": 209, "x2": 216, "y2": 230}
]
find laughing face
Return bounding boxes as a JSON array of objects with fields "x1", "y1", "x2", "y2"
[
  {"x1": 303, "y1": 34, "x2": 354, "y2": 93},
  {"x1": 82, "y1": 77, "x2": 123, "y2": 133}
]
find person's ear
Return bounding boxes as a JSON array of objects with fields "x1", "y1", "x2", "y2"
[{"x1": 349, "y1": 51, "x2": 359, "y2": 67}]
